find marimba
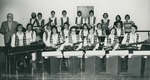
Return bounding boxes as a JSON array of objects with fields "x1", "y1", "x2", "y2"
[
  {"x1": 41, "y1": 50, "x2": 150, "y2": 76},
  {"x1": 6, "y1": 48, "x2": 150, "y2": 76}
]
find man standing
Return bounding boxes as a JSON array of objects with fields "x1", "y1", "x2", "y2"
[{"x1": 0, "y1": 13, "x2": 18, "y2": 47}]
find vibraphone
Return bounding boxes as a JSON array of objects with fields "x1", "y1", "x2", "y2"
[{"x1": 4, "y1": 45, "x2": 150, "y2": 77}]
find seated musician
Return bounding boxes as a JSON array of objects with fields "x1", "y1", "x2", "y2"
[
  {"x1": 115, "y1": 22, "x2": 125, "y2": 44},
  {"x1": 60, "y1": 22, "x2": 69, "y2": 41},
  {"x1": 11, "y1": 24, "x2": 27, "y2": 68},
  {"x1": 115, "y1": 22, "x2": 124, "y2": 36},
  {"x1": 120, "y1": 24, "x2": 141, "y2": 50},
  {"x1": 96, "y1": 23, "x2": 105, "y2": 36},
  {"x1": 75, "y1": 11, "x2": 84, "y2": 29},
  {"x1": 79, "y1": 23, "x2": 89, "y2": 40},
  {"x1": 103, "y1": 28, "x2": 119, "y2": 51},
  {"x1": 96, "y1": 23, "x2": 106, "y2": 44},
  {"x1": 44, "y1": 26, "x2": 63, "y2": 51},
  {"x1": 60, "y1": 26, "x2": 82, "y2": 51},
  {"x1": 82, "y1": 28, "x2": 99, "y2": 51}
]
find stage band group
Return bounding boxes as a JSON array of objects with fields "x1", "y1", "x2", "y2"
[{"x1": 0, "y1": 10, "x2": 147, "y2": 72}]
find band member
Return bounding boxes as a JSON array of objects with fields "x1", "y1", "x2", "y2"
[
  {"x1": 49, "y1": 11, "x2": 57, "y2": 26},
  {"x1": 11, "y1": 24, "x2": 26, "y2": 68},
  {"x1": 113, "y1": 15, "x2": 123, "y2": 29},
  {"x1": 60, "y1": 10, "x2": 69, "y2": 28},
  {"x1": 36, "y1": 13, "x2": 45, "y2": 39},
  {"x1": 60, "y1": 26, "x2": 82, "y2": 51},
  {"x1": 114, "y1": 15, "x2": 124, "y2": 41},
  {"x1": 123, "y1": 14, "x2": 134, "y2": 33},
  {"x1": 43, "y1": 25, "x2": 51, "y2": 46},
  {"x1": 44, "y1": 26, "x2": 63, "y2": 50},
  {"x1": 82, "y1": 28, "x2": 99, "y2": 50},
  {"x1": 86, "y1": 10, "x2": 96, "y2": 28},
  {"x1": 115, "y1": 22, "x2": 124, "y2": 36},
  {"x1": 61, "y1": 22, "x2": 69, "y2": 41},
  {"x1": 75, "y1": 11, "x2": 84, "y2": 29},
  {"x1": 0, "y1": 13, "x2": 18, "y2": 47},
  {"x1": 103, "y1": 28, "x2": 119, "y2": 50},
  {"x1": 25, "y1": 23, "x2": 36, "y2": 45},
  {"x1": 29, "y1": 12, "x2": 38, "y2": 27},
  {"x1": 115, "y1": 22, "x2": 125, "y2": 44},
  {"x1": 96, "y1": 23, "x2": 105, "y2": 36},
  {"x1": 79, "y1": 23, "x2": 89, "y2": 40},
  {"x1": 60, "y1": 26, "x2": 82, "y2": 72},
  {"x1": 11, "y1": 24, "x2": 26, "y2": 47},
  {"x1": 37, "y1": 13, "x2": 45, "y2": 27},
  {"x1": 25, "y1": 23, "x2": 36, "y2": 66},
  {"x1": 101, "y1": 13, "x2": 110, "y2": 31},
  {"x1": 121, "y1": 24, "x2": 141, "y2": 50},
  {"x1": 95, "y1": 23, "x2": 106, "y2": 46}
]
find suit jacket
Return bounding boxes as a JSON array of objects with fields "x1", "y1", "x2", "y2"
[{"x1": 0, "y1": 21, "x2": 18, "y2": 44}]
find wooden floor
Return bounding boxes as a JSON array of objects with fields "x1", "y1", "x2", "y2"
[{"x1": 0, "y1": 53, "x2": 150, "y2": 80}]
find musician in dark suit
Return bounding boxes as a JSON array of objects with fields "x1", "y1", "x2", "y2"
[{"x1": 0, "y1": 13, "x2": 18, "y2": 47}]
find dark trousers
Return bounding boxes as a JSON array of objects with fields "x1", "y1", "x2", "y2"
[{"x1": 5, "y1": 39, "x2": 11, "y2": 48}]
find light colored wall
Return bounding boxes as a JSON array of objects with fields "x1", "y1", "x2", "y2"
[{"x1": 0, "y1": 0, "x2": 150, "y2": 46}]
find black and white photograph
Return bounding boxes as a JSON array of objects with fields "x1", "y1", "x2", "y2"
[{"x1": 0, "y1": 0, "x2": 150, "y2": 80}]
